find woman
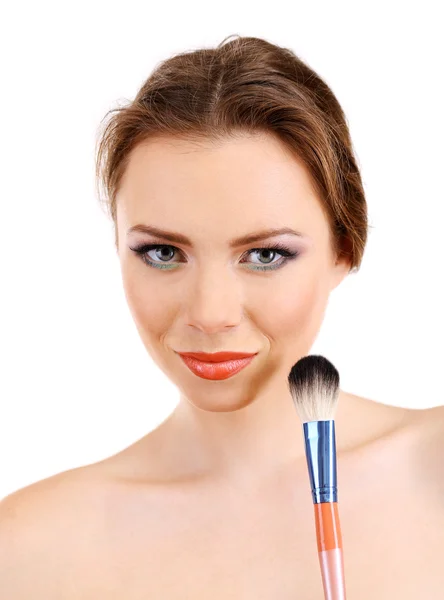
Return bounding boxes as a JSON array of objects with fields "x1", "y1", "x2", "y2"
[{"x1": 1, "y1": 34, "x2": 443, "y2": 598}]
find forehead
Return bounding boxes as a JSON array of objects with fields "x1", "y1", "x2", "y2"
[{"x1": 116, "y1": 133, "x2": 328, "y2": 242}]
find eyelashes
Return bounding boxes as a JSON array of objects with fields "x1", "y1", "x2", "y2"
[{"x1": 129, "y1": 241, "x2": 300, "y2": 272}]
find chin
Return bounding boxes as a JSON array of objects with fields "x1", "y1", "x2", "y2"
[{"x1": 180, "y1": 388, "x2": 258, "y2": 413}]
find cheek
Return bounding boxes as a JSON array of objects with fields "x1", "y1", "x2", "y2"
[
  {"x1": 254, "y1": 269, "x2": 330, "y2": 353},
  {"x1": 121, "y1": 266, "x2": 174, "y2": 346}
]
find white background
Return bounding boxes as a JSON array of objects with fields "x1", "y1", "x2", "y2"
[{"x1": 1, "y1": 1, "x2": 442, "y2": 499}]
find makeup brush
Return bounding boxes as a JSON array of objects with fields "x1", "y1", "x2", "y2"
[{"x1": 287, "y1": 354, "x2": 347, "y2": 600}]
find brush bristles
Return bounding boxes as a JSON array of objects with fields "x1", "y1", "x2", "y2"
[{"x1": 287, "y1": 354, "x2": 340, "y2": 422}]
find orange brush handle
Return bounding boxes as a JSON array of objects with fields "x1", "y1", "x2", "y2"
[{"x1": 314, "y1": 502, "x2": 347, "y2": 600}]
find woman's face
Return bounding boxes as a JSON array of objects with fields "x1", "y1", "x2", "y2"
[{"x1": 116, "y1": 133, "x2": 350, "y2": 411}]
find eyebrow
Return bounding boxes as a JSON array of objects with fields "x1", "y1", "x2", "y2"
[{"x1": 127, "y1": 225, "x2": 308, "y2": 247}]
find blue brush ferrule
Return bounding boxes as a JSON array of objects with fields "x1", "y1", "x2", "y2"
[{"x1": 303, "y1": 420, "x2": 338, "y2": 504}]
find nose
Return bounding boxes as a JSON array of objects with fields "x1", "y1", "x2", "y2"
[{"x1": 185, "y1": 267, "x2": 243, "y2": 333}]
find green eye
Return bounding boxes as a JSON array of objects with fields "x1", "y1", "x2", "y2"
[{"x1": 130, "y1": 243, "x2": 300, "y2": 271}]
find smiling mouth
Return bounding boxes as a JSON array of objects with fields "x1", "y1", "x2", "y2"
[
  {"x1": 177, "y1": 352, "x2": 257, "y2": 380},
  {"x1": 177, "y1": 351, "x2": 258, "y2": 363}
]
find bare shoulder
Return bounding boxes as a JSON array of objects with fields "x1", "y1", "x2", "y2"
[
  {"x1": 0, "y1": 464, "x2": 107, "y2": 528},
  {"x1": 0, "y1": 465, "x2": 109, "y2": 599},
  {"x1": 410, "y1": 403, "x2": 444, "y2": 459},
  {"x1": 399, "y1": 404, "x2": 444, "y2": 502},
  {"x1": 401, "y1": 403, "x2": 444, "y2": 442},
  {"x1": 343, "y1": 391, "x2": 444, "y2": 474},
  {"x1": 420, "y1": 403, "x2": 444, "y2": 429}
]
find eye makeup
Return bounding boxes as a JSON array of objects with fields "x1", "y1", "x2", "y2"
[{"x1": 128, "y1": 241, "x2": 301, "y2": 272}]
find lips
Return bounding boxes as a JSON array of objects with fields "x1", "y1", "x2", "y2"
[{"x1": 177, "y1": 351, "x2": 257, "y2": 380}]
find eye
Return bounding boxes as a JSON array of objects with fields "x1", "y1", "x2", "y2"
[
  {"x1": 129, "y1": 242, "x2": 300, "y2": 271},
  {"x1": 241, "y1": 244, "x2": 299, "y2": 271}
]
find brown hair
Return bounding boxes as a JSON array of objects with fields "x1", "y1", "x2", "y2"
[{"x1": 95, "y1": 34, "x2": 369, "y2": 273}]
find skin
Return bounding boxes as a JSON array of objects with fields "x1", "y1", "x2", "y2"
[{"x1": 1, "y1": 132, "x2": 444, "y2": 599}]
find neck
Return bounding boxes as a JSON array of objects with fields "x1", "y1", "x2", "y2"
[{"x1": 165, "y1": 382, "x2": 362, "y2": 486}]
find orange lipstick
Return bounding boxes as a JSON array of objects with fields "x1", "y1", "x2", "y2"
[{"x1": 177, "y1": 351, "x2": 257, "y2": 380}]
